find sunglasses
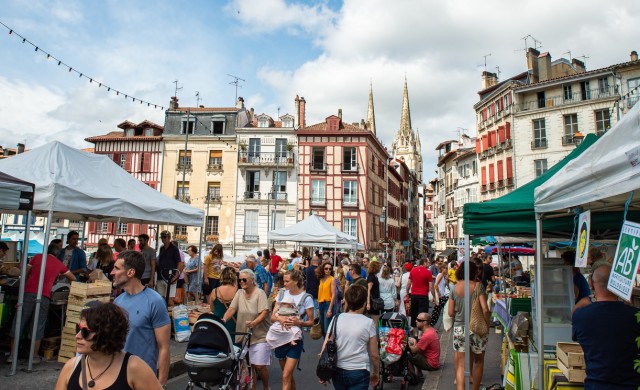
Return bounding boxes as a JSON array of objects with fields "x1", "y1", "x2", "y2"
[
  {"x1": 76, "y1": 324, "x2": 94, "y2": 339},
  {"x1": 239, "y1": 278, "x2": 248, "y2": 283},
  {"x1": 416, "y1": 319, "x2": 428, "y2": 323},
  {"x1": 324, "y1": 267, "x2": 332, "y2": 271}
]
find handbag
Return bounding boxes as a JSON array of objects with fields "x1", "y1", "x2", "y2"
[
  {"x1": 442, "y1": 299, "x2": 453, "y2": 331},
  {"x1": 469, "y1": 283, "x2": 489, "y2": 337},
  {"x1": 371, "y1": 297, "x2": 385, "y2": 311},
  {"x1": 310, "y1": 317, "x2": 323, "y2": 340},
  {"x1": 316, "y1": 313, "x2": 340, "y2": 381}
]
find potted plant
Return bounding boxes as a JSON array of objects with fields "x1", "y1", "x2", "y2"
[
  {"x1": 286, "y1": 142, "x2": 295, "y2": 162},
  {"x1": 238, "y1": 141, "x2": 248, "y2": 162}
]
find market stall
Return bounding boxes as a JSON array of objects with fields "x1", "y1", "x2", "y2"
[{"x1": 0, "y1": 141, "x2": 204, "y2": 373}]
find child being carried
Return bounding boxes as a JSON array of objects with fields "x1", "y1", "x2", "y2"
[{"x1": 266, "y1": 295, "x2": 302, "y2": 348}]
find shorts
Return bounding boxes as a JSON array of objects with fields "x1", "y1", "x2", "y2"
[
  {"x1": 452, "y1": 325, "x2": 488, "y2": 354},
  {"x1": 274, "y1": 338, "x2": 304, "y2": 361},
  {"x1": 248, "y1": 342, "x2": 272, "y2": 366},
  {"x1": 156, "y1": 280, "x2": 176, "y2": 298},
  {"x1": 408, "y1": 352, "x2": 439, "y2": 371},
  {"x1": 10, "y1": 293, "x2": 50, "y2": 340}
]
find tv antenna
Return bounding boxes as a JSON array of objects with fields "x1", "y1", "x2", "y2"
[
  {"x1": 173, "y1": 80, "x2": 183, "y2": 98},
  {"x1": 481, "y1": 53, "x2": 492, "y2": 71},
  {"x1": 277, "y1": 106, "x2": 281, "y2": 118},
  {"x1": 562, "y1": 50, "x2": 573, "y2": 61},
  {"x1": 195, "y1": 91, "x2": 202, "y2": 107},
  {"x1": 521, "y1": 34, "x2": 542, "y2": 51},
  {"x1": 577, "y1": 54, "x2": 590, "y2": 63},
  {"x1": 495, "y1": 65, "x2": 501, "y2": 79},
  {"x1": 227, "y1": 74, "x2": 245, "y2": 102}
]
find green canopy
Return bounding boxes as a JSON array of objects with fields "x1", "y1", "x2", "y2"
[{"x1": 462, "y1": 134, "x2": 632, "y2": 237}]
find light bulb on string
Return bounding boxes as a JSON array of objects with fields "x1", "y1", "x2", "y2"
[
  {"x1": 9, "y1": 30, "x2": 12, "y2": 35},
  {"x1": 69, "y1": 67, "x2": 73, "y2": 72},
  {"x1": 34, "y1": 47, "x2": 38, "y2": 52},
  {"x1": 22, "y1": 38, "x2": 25, "y2": 43},
  {"x1": 57, "y1": 61, "x2": 61, "y2": 66}
]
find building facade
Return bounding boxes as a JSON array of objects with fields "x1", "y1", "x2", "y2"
[
  {"x1": 84, "y1": 120, "x2": 164, "y2": 247},
  {"x1": 453, "y1": 138, "x2": 479, "y2": 246},
  {"x1": 160, "y1": 96, "x2": 248, "y2": 249},
  {"x1": 436, "y1": 140, "x2": 459, "y2": 252}
]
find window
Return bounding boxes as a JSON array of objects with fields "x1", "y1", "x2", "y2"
[
  {"x1": 139, "y1": 152, "x2": 151, "y2": 172},
  {"x1": 563, "y1": 114, "x2": 578, "y2": 145},
  {"x1": 594, "y1": 110, "x2": 611, "y2": 136},
  {"x1": 258, "y1": 119, "x2": 269, "y2": 128},
  {"x1": 312, "y1": 147, "x2": 325, "y2": 170},
  {"x1": 175, "y1": 225, "x2": 188, "y2": 236},
  {"x1": 248, "y1": 138, "x2": 261, "y2": 160},
  {"x1": 563, "y1": 85, "x2": 573, "y2": 101},
  {"x1": 176, "y1": 181, "x2": 190, "y2": 201},
  {"x1": 145, "y1": 128, "x2": 154, "y2": 136},
  {"x1": 181, "y1": 118, "x2": 195, "y2": 134},
  {"x1": 178, "y1": 150, "x2": 191, "y2": 167},
  {"x1": 537, "y1": 91, "x2": 546, "y2": 108},
  {"x1": 343, "y1": 180, "x2": 357, "y2": 206},
  {"x1": 342, "y1": 147, "x2": 357, "y2": 171},
  {"x1": 580, "y1": 81, "x2": 591, "y2": 100},
  {"x1": 120, "y1": 154, "x2": 127, "y2": 169},
  {"x1": 244, "y1": 210, "x2": 258, "y2": 242},
  {"x1": 282, "y1": 118, "x2": 293, "y2": 128},
  {"x1": 207, "y1": 182, "x2": 221, "y2": 201},
  {"x1": 117, "y1": 222, "x2": 128, "y2": 235},
  {"x1": 598, "y1": 77, "x2": 610, "y2": 95},
  {"x1": 246, "y1": 171, "x2": 260, "y2": 198},
  {"x1": 628, "y1": 78, "x2": 640, "y2": 108},
  {"x1": 98, "y1": 222, "x2": 109, "y2": 234},
  {"x1": 125, "y1": 129, "x2": 135, "y2": 137},
  {"x1": 272, "y1": 211, "x2": 285, "y2": 230},
  {"x1": 209, "y1": 150, "x2": 222, "y2": 166},
  {"x1": 272, "y1": 171, "x2": 286, "y2": 199},
  {"x1": 534, "y1": 159, "x2": 548, "y2": 178},
  {"x1": 343, "y1": 218, "x2": 357, "y2": 238},
  {"x1": 275, "y1": 138, "x2": 287, "y2": 160},
  {"x1": 311, "y1": 180, "x2": 326, "y2": 205},
  {"x1": 211, "y1": 119, "x2": 225, "y2": 134},
  {"x1": 206, "y1": 216, "x2": 219, "y2": 236},
  {"x1": 532, "y1": 118, "x2": 547, "y2": 148}
]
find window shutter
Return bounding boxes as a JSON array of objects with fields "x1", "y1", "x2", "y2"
[
  {"x1": 489, "y1": 163, "x2": 495, "y2": 183},
  {"x1": 497, "y1": 160, "x2": 504, "y2": 181},
  {"x1": 113, "y1": 153, "x2": 121, "y2": 164},
  {"x1": 489, "y1": 131, "x2": 496, "y2": 147},
  {"x1": 143, "y1": 153, "x2": 152, "y2": 172},
  {"x1": 88, "y1": 222, "x2": 96, "y2": 234},
  {"x1": 482, "y1": 134, "x2": 489, "y2": 149},
  {"x1": 124, "y1": 154, "x2": 132, "y2": 171},
  {"x1": 107, "y1": 222, "x2": 115, "y2": 234},
  {"x1": 498, "y1": 126, "x2": 505, "y2": 143},
  {"x1": 475, "y1": 138, "x2": 481, "y2": 153},
  {"x1": 481, "y1": 166, "x2": 487, "y2": 185},
  {"x1": 505, "y1": 122, "x2": 511, "y2": 139},
  {"x1": 506, "y1": 157, "x2": 513, "y2": 178}
]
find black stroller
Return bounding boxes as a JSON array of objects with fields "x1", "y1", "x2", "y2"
[
  {"x1": 184, "y1": 313, "x2": 252, "y2": 390},
  {"x1": 376, "y1": 312, "x2": 414, "y2": 389}
]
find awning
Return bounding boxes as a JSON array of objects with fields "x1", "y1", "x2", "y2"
[{"x1": 438, "y1": 247, "x2": 456, "y2": 257}]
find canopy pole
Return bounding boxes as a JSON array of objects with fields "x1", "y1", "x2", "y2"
[
  {"x1": 10, "y1": 211, "x2": 32, "y2": 376},
  {"x1": 463, "y1": 234, "x2": 471, "y2": 390},
  {"x1": 28, "y1": 209, "x2": 53, "y2": 371},
  {"x1": 197, "y1": 194, "x2": 210, "y2": 304},
  {"x1": 535, "y1": 214, "x2": 545, "y2": 390}
]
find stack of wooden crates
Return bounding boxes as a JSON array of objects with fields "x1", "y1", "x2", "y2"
[
  {"x1": 556, "y1": 342, "x2": 586, "y2": 384},
  {"x1": 57, "y1": 281, "x2": 112, "y2": 363}
]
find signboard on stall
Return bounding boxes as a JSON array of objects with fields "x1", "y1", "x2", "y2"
[
  {"x1": 575, "y1": 209, "x2": 591, "y2": 267},
  {"x1": 608, "y1": 220, "x2": 640, "y2": 301}
]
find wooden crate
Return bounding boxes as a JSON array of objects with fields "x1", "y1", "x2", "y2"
[
  {"x1": 67, "y1": 294, "x2": 110, "y2": 306},
  {"x1": 69, "y1": 281, "x2": 112, "y2": 298},
  {"x1": 557, "y1": 359, "x2": 586, "y2": 383},
  {"x1": 556, "y1": 342, "x2": 585, "y2": 368}
]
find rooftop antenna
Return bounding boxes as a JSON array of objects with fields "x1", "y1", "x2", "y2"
[
  {"x1": 577, "y1": 54, "x2": 590, "y2": 63},
  {"x1": 227, "y1": 74, "x2": 245, "y2": 102},
  {"x1": 195, "y1": 91, "x2": 202, "y2": 107},
  {"x1": 277, "y1": 106, "x2": 281, "y2": 118},
  {"x1": 519, "y1": 34, "x2": 542, "y2": 52},
  {"x1": 562, "y1": 50, "x2": 573, "y2": 61},
  {"x1": 481, "y1": 53, "x2": 492, "y2": 71},
  {"x1": 495, "y1": 65, "x2": 501, "y2": 79},
  {"x1": 173, "y1": 80, "x2": 183, "y2": 98}
]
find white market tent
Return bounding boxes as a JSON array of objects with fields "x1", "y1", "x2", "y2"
[
  {"x1": 0, "y1": 171, "x2": 35, "y2": 211},
  {"x1": 535, "y1": 101, "x2": 640, "y2": 214},
  {"x1": 0, "y1": 141, "x2": 204, "y2": 225},
  {"x1": 0, "y1": 141, "x2": 204, "y2": 374},
  {"x1": 268, "y1": 214, "x2": 364, "y2": 249}
]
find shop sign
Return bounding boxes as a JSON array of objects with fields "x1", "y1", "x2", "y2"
[
  {"x1": 575, "y1": 210, "x2": 591, "y2": 267},
  {"x1": 608, "y1": 220, "x2": 640, "y2": 301}
]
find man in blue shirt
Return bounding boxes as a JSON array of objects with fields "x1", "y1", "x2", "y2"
[
  {"x1": 112, "y1": 250, "x2": 171, "y2": 386},
  {"x1": 246, "y1": 254, "x2": 270, "y2": 296},
  {"x1": 572, "y1": 265, "x2": 640, "y2": 389},
  {"x1": 57, "y1": 230, "x2": 87, "y2": 280}
]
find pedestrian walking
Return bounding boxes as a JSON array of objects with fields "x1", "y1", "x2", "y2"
[
  {"x1": 203, "y1": 244, "x2": 223, "y2": 298},
  {"x1": 378, "y1": 263, "x2": 397, "y2": 313},
  {"x1": 316, "y1": 261, "x2": 336, "y2": 335},
  {"x1": 210, "y1": 267, "x2": 238, "y2": 337},
  {"x1": 430, "y1": 264, "x2": 449, "y2": 326},
  {"x1": 366, "y1": 261, "x2": 382, "y2": 325},
  {"x1": 137, "y1": 234, "x2": 156, "y2": 287},
  {"x1": 398, "y1": 262, "x2": 412, "y2": 317},
  {"x1": 183, "y1": 245, "x2": 202, "y2": 303},
  {"x1": 406, "y1": 258, "x2": 434, "y2": 329}
]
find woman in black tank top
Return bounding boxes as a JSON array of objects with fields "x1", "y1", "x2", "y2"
[{"x1": 54, "y1": 302, "x2": 162, "y2": 390}]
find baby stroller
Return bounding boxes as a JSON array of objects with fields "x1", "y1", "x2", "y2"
[
  {"x1": 376, "y1": 312, "x2": 413, "y2": 389},
  {"x1": 184, "y1": 313, "x2": 252, "y2": 390}
]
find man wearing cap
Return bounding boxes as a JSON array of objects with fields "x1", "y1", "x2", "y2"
[
  {"x1": 156, "y1": 231, "x2": 183, "y2": 301},
  {"x1": 112, "y1": 250, "x2": 171, "y2": 386}
]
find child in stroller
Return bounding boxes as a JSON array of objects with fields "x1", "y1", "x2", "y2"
[
  {"x1": 183, "y1": 313, "x2": 252, "y2": 390},
  {"x1": 265, "y1": 295, "x2": 302, "y2": 348},
  {"x1": 377, "y1": 312, "x2": 415, "y2": 389}
]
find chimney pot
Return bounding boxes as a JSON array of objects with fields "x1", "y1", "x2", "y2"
[
  {"x1": 17, "y1": 143, "x2": 25, "y2": 154},
  {"x1": 631, "y1": 50, "x2": 638, "y2": 61},
  {"x1": 169, "y1": 96, "x2": 179, "y2": 109},
  {"x1": 338, "y1": 108, "x2": 342, "y2": 119},
  {"x1": 481, "y1": 71, "x2": 498, "y2": 89}
]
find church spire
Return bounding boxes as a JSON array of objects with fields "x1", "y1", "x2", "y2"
[
  {"x1": 416, "y1": 127, "x2": 422, "y2": 151},
  {"x1": 399, "y1": 77, "x2": 412, "y2": 135},
  {"x1": 367, "y1": 82, "x2": 376, "y2": 135}
]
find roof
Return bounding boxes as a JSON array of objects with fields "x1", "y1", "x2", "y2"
[
  {"x1": 435, "y1": 139, "x2": 457, "y2": 150},
  {"x1": 298, "y1": 120, "x2": 367, "y2": 133},
  {"x1": 85, "y1": 131, "x2": 163, "y2": 142},
  {"x1": 167, "y1": 107, "x2": 238, "y2": 113}
]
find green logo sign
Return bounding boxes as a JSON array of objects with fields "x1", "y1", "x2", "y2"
[{"x1": 609, "y1": 220, "x2": 640, "y2": 301}]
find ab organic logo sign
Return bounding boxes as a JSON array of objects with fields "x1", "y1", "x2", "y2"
[{"x1": 608, "y1": 220, "x2": 640, "y2": 301}]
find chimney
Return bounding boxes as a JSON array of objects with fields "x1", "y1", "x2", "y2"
[
  {"x1": 299, "y1": 97, "x2": 306, "y2": 128},
  {"x1": 481, "y1": 71, "x2": 498, "y2": 89},
  {"x1": 360, "y1": 119, "x2": 366, "y2": 128},
  {"x1": 199, "y1": 105, "x2": 204, "y2": 108},
  {"x1": 538, "y1": 52, "x2": 552, "y2": 81},
  {"x1": 631, "y1": 50, "x2": 638, "y2": 62},
  {"x1": 338, "y1": 108, "x2": 342, "y2": 120},
  {"x1": 571, "y1": 58, "x2": 586, "y2": 73},
  {"x1": 17, "y1": 143, "x2": 25, "y2": 154},
  {"x1": 294, "y1": 95, "x2": 300, "y2": 128},
  {"x1": 169, "y1": 96, "x2": 179, "y2": 110},
  {"x1": 250, "y1": 107, "x2": 255, "y2": 121},
  {"x1": 236, "y1": 96, "x2": 245, "y2": 109},
  {"x1": 526, "y1": 47, "x2": 540, "y2": 83}
]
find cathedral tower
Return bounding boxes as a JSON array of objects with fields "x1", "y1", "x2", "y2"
[{"x1": 391, "y1": 78, "x2": 422, "y2": 181}]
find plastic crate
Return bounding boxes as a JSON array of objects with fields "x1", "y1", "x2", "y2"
[{"x1": 508, "y1": 297, "x2": 532, "y2": 316}]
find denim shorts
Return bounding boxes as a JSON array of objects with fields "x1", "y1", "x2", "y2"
[
  {"x1": 274, "y1": 338, "x2": 304, "y2": 360},
  {"x1": 331, "y1": 368, "x2": 370, "y2": 390}
]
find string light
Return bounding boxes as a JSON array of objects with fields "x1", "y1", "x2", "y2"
[{"x1": 0, "y1": 20, "x2": 165, "y2": 111}]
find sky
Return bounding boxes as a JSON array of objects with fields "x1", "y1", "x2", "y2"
[{"x1": 1, "y1": 0, "x2": 639, "y2": 178}]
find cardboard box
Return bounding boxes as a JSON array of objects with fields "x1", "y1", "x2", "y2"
[
  {"x1": 69, "y1": 280, "x2": 112, "y2": 297},
  {"x1": 556, "y1": 342, "x2": 585, "y2": 368},
  {"x1": 557, "y1": 359, "x2": 586, "y2": 383}
]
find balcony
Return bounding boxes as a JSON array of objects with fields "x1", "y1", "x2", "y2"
[
  {"x1": 516, "y1": 85, "x2": 616, "y2": 112},
  {"x1": 497, "y1": 180, "x2": 505, "y2": 188},
  {"x1": 310, "y1": 162, "x2": 327, "y2": 172},
  {"x1": 562, "y1": 135, "x2": 576, "y2": 146},
  {"x1": 341, "y1": 163, "x2": 359, "y2": 174},
  {"x1": 243, "y1": 191, "x2": 261, "y2": 200},
  {"x1": 175, "y1": 195, "x2": 191, "y2": 204},
  {"x1": 243, "y1": 235, "x2": 259, "y2": 243},
  {"x1": 206, "y1": 194, "x2": 221, "y2": 203},
  {"x1": 207, "y1": 163, "x2": 223, "y2": 172},
  {"x1": 238, "y1": 152, "x2": 294, "y2": 168},
  {"x1": 507, "y1": 178, "x2": 514, "y2": 187},
  {"x1": 531, "y1": 139, "x2": 548, "y2": 149},
  {"x1": 487, "y1": 147, "x2": 496, "y2": 157},
  {"x1": 176, "y1": 163, "x2": 192, "y2": 172},
  {"x1": 205, "y1": 234, "x2": 219, "y2": 242},
  {"x1": 503, "y1": 139, "x2": 513, "y2": 149},
  {"x1": 481, "y1": 184, "x2": 487, "y2": 193},
  {"x1": 311, "y1": 198, "x2": 326, "y2": 207},
  {"x1": 343, "y1": 200, "x2": 358, "y2": 208},
  {"x1": 628, "y1": 96, "x2": 639, "y2": 109},
  {"x1": 269, "y1": 192, "x2": 288, "y2": 201},
  {"x1": 479, "y1": 151, "x2": 488, "y2": 160},
  {"x1": 489, "y1": 182, "x2": 496, "y2": 191}
]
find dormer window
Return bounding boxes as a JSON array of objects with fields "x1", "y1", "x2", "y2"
[
  {"x1": 125, "y1": 129, "x2": 135, "y2": 137},
  {"x1": 258, "y1": 119, "x2": 269, "y2": 128},
  {"x1": 144, "y1": 128, "x2": 154, "y2": 136},
  {"x1": 280, "y1": 114, "x2": 294, "y2": 128}
]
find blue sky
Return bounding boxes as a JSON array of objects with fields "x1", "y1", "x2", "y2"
[{"x1": 1, "y1": 0, "x2": 639, "y2": 176}]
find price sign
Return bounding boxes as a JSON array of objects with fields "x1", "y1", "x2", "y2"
[{"x1": 608, "y1": 220, "x2": 640, "y2": 301}]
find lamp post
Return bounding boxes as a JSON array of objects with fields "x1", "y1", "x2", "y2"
[{"x1": 573, "y1": 131, "x2": 585, "y2": 146}]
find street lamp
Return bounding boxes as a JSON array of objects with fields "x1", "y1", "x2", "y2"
[{"x1": 573, "y1": 131, "x2": 585, "y2": 145}]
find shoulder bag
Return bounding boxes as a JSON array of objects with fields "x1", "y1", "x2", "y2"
[
  {"x1": 469, "y1": 283, "x2": 489, "y2": 337},
  {"x1": 316, "y1": 313, "x2": 340, "y2": 381}
]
